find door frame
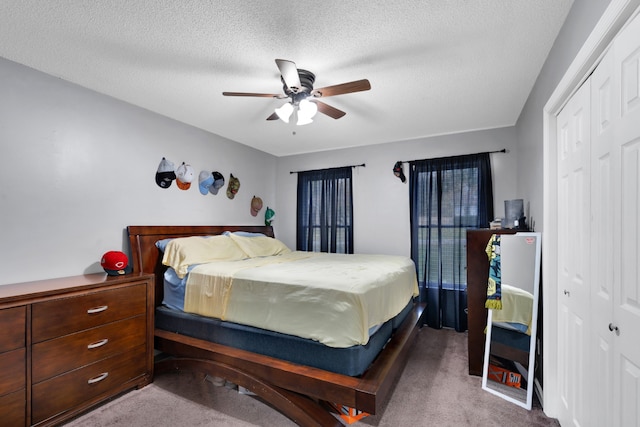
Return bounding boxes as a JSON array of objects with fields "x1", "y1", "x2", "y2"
[{"x1": 542, "y1": 0, "x2": 640, "y2": 418}]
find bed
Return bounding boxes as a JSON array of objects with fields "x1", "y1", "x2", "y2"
[
  {"x1": 127, "y1": 225, "x2": 426, "y2": 427},
  {"x1": 489, "y1": 284, "x2": 533, "y2": 369}
]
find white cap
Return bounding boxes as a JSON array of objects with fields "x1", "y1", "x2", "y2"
[{"x1": 176, "y1": 162, "x2": 194, "y2": 190}]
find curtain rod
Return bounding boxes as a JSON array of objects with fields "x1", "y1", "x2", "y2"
[
  {"x1": 289, "y1": 163, "x2": 366, "y2": 174},
  {"x1": 400, "y1": 148, "x2": 506, "y2": 164}
]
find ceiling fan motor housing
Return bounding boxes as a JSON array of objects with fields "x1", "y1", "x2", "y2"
[{"x1": 282, "y1": 69, "x2": 315, "y2": 97}]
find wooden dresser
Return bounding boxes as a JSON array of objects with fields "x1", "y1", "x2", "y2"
[
  {"x1": 0, "y1": 272, "x2": 154, "y2": 426},
  {"x1": 466, "y1": 229, "x2": 516, "y2": 376}
]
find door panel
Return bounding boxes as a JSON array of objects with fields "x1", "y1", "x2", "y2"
[
  {"x1": 590, "y1": 46, "x2": 615, "y2": 427},
  {"x1": 613, "y1": 11, "x2": 640, "y2": 427},
  {"x1": 557, "y1": 78, "x2": 591, "y2": 427}
]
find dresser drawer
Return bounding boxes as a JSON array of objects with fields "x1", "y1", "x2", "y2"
[
  {"x1": 0, "y1": 306, "x2": 25, "y2": 353},
  {"x1": 0, "y1": 347, "x2": 25, "y2": 396},
  {"x1": 32, "y1": 283, "x2": 147, "y2": 343},
  {"x1": 0, "y1": 388, "x2": 26, "y2": 427},
  {"x1": 32, "y1": 344, "x2": 147, "y2": 424},
  {"x1": 32, "y1": 315, "x2": 147, "y2": 383}
]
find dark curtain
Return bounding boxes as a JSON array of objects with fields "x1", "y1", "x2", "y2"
[
  {"x1": 296, "y1": 167, "x2": 354, "y2": 254},
  {"x1": 409, "y1": 153, "x2": 493, "y2": 331}
]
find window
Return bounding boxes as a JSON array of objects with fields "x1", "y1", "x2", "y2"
[
  {"x1": 410, "y1": 153, "x2": 493, "y2": 329},
  {"x1": 296, "y1": 167, "x2": 353, "y2": 253}
]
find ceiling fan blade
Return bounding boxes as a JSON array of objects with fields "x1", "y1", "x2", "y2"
[
  {"x1": 223, "y1": 92, "x2": 284, "y2": 98},
  {"x1": 275, "y1": 59, "x2": 302, "y2": 93},
  {"x1": 315, "y1": 101, "x2": 346, "y2": 119},
  {"x1": 266, "y1": 112, "x2": 279, "y2": 121},
  {"x1": 312, "y1": 79, "x2": 371, "y2": 98}
]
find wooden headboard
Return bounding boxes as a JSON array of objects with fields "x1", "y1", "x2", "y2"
[{"x1": 127, "y1": 225, "x2": 275, "y2": 307}]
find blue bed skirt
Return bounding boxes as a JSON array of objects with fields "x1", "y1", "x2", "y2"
[
  {"x1": 491, "y1": 324, "x2": 531, "y2": 352},
  {"x1": 155, "y1": 300, "x2": 414, "y2": 377}
]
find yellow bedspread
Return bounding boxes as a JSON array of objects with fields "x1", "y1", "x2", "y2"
[
  {"x1": 491, "y1": 284, "x2": 534, "y2": 335},
  {"x1": 184, "y1": 251, "x2": 419, "y2": 348}
]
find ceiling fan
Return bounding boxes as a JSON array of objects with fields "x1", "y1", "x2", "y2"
[{"x1": 222, "y1": 59, "x2": 371, "y2": 125}]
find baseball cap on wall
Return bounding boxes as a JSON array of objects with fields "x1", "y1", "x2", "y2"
[
  {"x1": 393, "y1": 161, "x2": 406, "y2": 183},
  {"x1": 250, "y1": 196, "x2": 263, "y2": 216},
  {"x1": 155, "y1": 157, "x2": 176, "y2": 188},
  {"x1": 226, "y1": 174, "x2": 240, "y2": 199},
  {"x1": 264, "y1": 206, "x2": 275, "y2": 226},
  {"x1": 176, "y1": 162, "x2": 195, "y2": 190},
  {"x1": 210, "y1": 172, "x2": 225, "y2": 195},
  {"x1": 101, "y1": 251, "x2": 133, "y2": 276},
  {"x1": 198, "y1": 170, "x2": 214, "y2": 195}
]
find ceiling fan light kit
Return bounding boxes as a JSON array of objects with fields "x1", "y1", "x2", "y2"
[
  {"x1": 274, "y1": 102, "x2": 294, "y2": 123},
  {"x1": 296, "y1": 99, "x2": 318, "y2": 125},
  {"x1": 222, "y1": 59, "x2": 371, "y2": 125}
]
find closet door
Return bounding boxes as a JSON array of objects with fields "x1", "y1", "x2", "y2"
[
  {"x1": 557, "y1": 11, "x2": 640, "y2": 426},
  {"x1": 589, "y1": 47, "x2": 615, "y2": 427},
  {"x1": 612, "y1": 11, "x2": 640, "y2": 427},
  {"x1": 556, "y1": 76, "x2": 591, "y2": 427}
]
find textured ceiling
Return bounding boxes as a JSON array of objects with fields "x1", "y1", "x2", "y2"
[{"x1": 0, "y1": 1, "x2": 573, "y2": 156}]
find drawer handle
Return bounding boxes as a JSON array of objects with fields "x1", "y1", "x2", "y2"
[
  {"x1": 87, "y1": 338, "x2": 109, "y2": 349},
  {"x1": 87, "y1": 372, "x2": 109, "y2": 384},
  {"x1": 87, "y1": 305, "x2": 108, "y2": 314}
]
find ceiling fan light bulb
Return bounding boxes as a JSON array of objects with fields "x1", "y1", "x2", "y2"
[
  {"x1": 296, "y1": 115, "x2": 313, "y2": 126},
  {"x1": 275, "y1": 102, "x2": 294, "y2": 123},
  {"x1": 298, "y1": 99, "x2": 318, "y2": 118}
]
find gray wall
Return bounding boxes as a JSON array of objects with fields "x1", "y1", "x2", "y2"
[
  {"x1": 0, "y1": 57, "x2": 276, "y2": 285},
  {"x1": 275, "y1": 128, "x2": 519, "y2": 256},
  {"x1": 515, "y1": 0, "x2": 611, "y2": 232}
]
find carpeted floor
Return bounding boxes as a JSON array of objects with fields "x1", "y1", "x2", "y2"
[{"x1": 64, "y1": 328, "x2": 559, "y2": 426}]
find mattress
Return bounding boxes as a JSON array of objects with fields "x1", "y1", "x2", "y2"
[
  {"x1": 491, "y1": 324, "x2": 531, "y2": 353},
  {"x1": 156, "y1": 300, "x2": 414, "y2": 376},
  {"x1": 163, "y1": 250, "x2": 419, "y2": 348}
]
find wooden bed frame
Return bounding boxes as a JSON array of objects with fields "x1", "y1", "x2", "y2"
[
  {"x1": 490, "y1": 331, "x2": 530, "y2": 369},
  {"x1": 128, "y1": 225, "x2": 425, "y2": 427}
]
